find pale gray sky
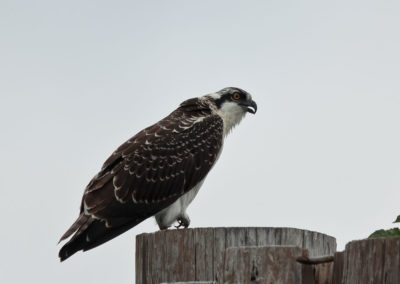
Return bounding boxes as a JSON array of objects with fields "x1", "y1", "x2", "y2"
[{"x1": 1, "y1": 0, "x2": 400, "y2": 283}]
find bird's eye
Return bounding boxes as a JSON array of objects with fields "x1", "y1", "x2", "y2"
[{"x1": 232, "y1": 93, "x2": 241, "y2": 100}]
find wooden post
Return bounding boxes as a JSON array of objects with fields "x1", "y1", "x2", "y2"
[
  {"x1": 136, "y1": 227, "x2": 336, "y2": 284},
  {"x1": 161, "y1": 282, "x2": 215, "y2": 284},
  {"x1": 331, "y1": 252, "x2": 344, "y2": 284},
  {"x1": 297, "y1": 253, "x2": 335, "y2": 284},
  {"x1": 223, "y1": 246, "x2": 305, "y2": 283},
  {"x1": 339, "y1": 237, "x2": 400, "y2": 284}
]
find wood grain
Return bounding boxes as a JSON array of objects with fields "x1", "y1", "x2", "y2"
[
  {"x1": 223, "y1": 246, "x2": 305, "y2": 283},
  {"x1": 340, "y1": 237, "x2": 400, "y2": 284},
  {"x1": 161, "y1": 282, "x2": 216, "y2": 284},
  {"x1": 135, "y1": 227, "x2": 336, "y2": 284}
]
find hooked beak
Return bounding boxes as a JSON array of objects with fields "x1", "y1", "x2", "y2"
[{"x1": 240, "y1": 100, "x2": 257, "y2": 114}]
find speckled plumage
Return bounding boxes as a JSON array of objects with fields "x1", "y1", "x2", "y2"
[{"x1": 58, "y1": 87, "x2": 257, "y2": 261}]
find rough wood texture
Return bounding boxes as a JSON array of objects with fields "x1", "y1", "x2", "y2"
[
  {"x1": 331, "y1": 252, "x2": 344, "y2": 284},
  {"x1": 223, "y1": 246, "x2": 305, "y2": 283},
  {"x1": 302, "y1": 264, "x2": 316, "y2": 284},
  {"x1": 297, "y1": 255, "x2": 335, "y2": 265},
  {"x1": 314, "y1": 262, "x2": 334, "y2": 284},
  {"x1": 136, "y1": 227, "x2": 336, "y2": 284},
  {"x1": 162, "y1": 282, "x2": 216, "y2": 284},
  {"x1": 297, "y1": 252, "x2": 335, "y2": 283},
  {"x1": 340, "y1": 237, "x2": 400, "y2": 284}
]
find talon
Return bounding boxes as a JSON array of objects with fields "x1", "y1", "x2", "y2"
[{"x1": 174, "y1": 214, "x2": 190, "y2": 229}]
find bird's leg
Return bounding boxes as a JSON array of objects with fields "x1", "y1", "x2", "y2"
[{"x1": 175, "y1": 212, "x2": 190, "y2": 229}]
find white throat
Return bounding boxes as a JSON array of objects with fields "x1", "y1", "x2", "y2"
[{"x1": 216, "y1": 101, "x2": 246, "y2": 136}]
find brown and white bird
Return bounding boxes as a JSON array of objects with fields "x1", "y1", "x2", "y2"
[{"x1": 58, "y1": 87, "x2": 257, "y2": 261}]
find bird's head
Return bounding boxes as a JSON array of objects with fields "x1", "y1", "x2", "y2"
[
  {"x1": 207, "y1": 87, "x2": 257, "y2": 135},
  {"x1": 212, "y1": 87, "x2": 257, "y2": 114}
]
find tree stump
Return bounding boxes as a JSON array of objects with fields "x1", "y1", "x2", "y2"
[
  {"x1": 339, "y1": 237, "x2": 400, "y2": 284},
  {"x1": 136, "y1": 227, "x2": 336, "y2": 284}
]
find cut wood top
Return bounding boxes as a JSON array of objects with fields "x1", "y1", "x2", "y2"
[{"x1": 136, "y1": 227, "x2": 336, "y2": 284}]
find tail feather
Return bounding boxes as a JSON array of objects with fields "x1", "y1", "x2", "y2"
[
  {"x1": 59, "y1": 234, "x2": 86, "y2": 261},
  {"x1": 58, "y1": 216, "x2": 145, "y2": 261},
  {"x1": 58, "y1": 214, "x2": 92, "y2": 243}
]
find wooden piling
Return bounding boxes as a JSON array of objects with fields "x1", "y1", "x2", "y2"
[
  {"x1": 339, "y1": 237, "x2": 400, "y2": 284},
  {"x1": 135, "y1": 227, "x2": 336, "y2": 284}
]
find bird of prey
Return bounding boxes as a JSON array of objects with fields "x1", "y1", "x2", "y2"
[{"x1": 58, "y1": 87, "x2": 257, "y2": 261}]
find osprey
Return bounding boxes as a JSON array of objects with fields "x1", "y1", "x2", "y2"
[{"x1": 58, "y1": 87, "x2": 257, "y2": 261}]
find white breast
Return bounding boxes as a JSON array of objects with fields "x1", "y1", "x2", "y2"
[{"x1": 154, "y1": 179, "x2": 205, "y2": 228}]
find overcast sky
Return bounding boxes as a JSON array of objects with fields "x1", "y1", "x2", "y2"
[{"x1": 1, "y1": 0, "x2": 400, "y2": 283}]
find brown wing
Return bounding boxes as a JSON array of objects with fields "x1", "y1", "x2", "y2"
[
  {"x1": 59, "y1": 98, "x2": 225, "y2": 261},
  {"x1": 82, "y1": 100, "x2": 224, "y2": 222},
  {"x1": 59, "y1": 100, "x2": 224, "y2": 261}
]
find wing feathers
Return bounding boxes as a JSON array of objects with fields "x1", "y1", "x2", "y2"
[{"x1": 59, "y1": 98, "x2": 224, "y2": 260}]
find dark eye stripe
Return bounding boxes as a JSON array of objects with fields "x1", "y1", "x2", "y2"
[{"x1": 214, "y1": 87, "x2": 249, "y2": 108}]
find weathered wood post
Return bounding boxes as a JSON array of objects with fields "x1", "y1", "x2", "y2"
[
  {"x1": 223, "y1": 246, "x2": 306, "y2": 283},
  {"x1": 136, "y1": 227, "x2": 336, "y2": 284},
  {"x1": 337, "y1": 237, "x2": 400, "y2": 284}
]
